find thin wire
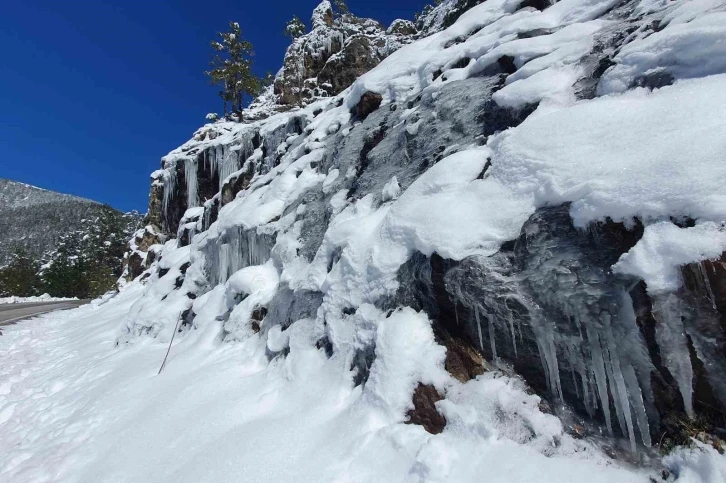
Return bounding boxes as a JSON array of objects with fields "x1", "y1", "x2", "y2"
[{"x1": 158, "y1": 312, "x2": 183, "y2": 375}]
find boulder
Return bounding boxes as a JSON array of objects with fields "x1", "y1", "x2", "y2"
[{"x1": 353, "y1": 92, "x2": 383, "y2": 120}]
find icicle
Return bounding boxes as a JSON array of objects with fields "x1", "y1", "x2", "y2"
[
  {"x1": 603, "y1": 326, "x2": 637, "y2": 453},
  {"x1": 581, "y1": 371, "x2": 594, "y2": 417},
  {"x1": 508, "y1": 310, "x2": 518, "y2": 358},
  {"x1": 488, "y1": 313, "x2": 498, "y2": 362},
  {"x1": 208, "y1": 148, "x2": 217, "y2": 179},
  {"x1": 475, "y1": 307, "x2": 484, "y2": 352},
  {"x1": 619, "y1": 292, "x2": 652, "y2": 447},
  {"x1": 534, "y1": 322, "x2": 562, "y2": 401},
  {"x1": 185, "y1": 158, "x2": 199, "y2": 208},
  {"x1": 571, "y1": 364, "x2": 580, "y2": 399},
  {"x1": 653, "y1": 294, "x2": 694, "y2": 418},
  {"x1": 454, "y1": 304, "x2": 459, "y2": 326},
  {"x1": 697, "y1": 263, "x2": 718, "y2": 310},
  {"x1": 587, "y1": 326, "x2": 613, "y2": 434},
  {"x1": 218, "y1": 242, "x2": 231, "y2": 286},
  {"x1": 203, "y1": 205, "x2": 212, "y2": 231},
  {"x1": 622, "y1": 363, "x2": 652, "y2": 447},
  {"x1": 162, "y1": 167, "x2": 177, "y2": 214},
  {"x1": 600, "y1": 314, "x2": 629, "y2": 441}
]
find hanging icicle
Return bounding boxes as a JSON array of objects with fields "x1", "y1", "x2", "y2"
[
  {"x1": 652, "y1": 293, "x2": 695, "y2": 418},
  {"x1": 185, "y1": 158, "x2": 199, "y2": 208}
]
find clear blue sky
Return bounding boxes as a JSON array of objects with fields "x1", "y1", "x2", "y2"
[{"x1": 0, "y1": 0, "x2": 429, "y2": 213}]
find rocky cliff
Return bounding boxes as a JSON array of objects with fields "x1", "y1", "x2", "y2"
[{"x1": 126, "y1": 0, "x2": 726, "y2": 461}]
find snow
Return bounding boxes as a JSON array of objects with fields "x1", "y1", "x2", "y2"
[
  {"x1": 0, "y1": 288, "x2": 661, "y2": 483},
  {"x1": 346, "y1": 0, "x2": 611, "y2": 108},
  {"x1": 492, "y1": 63, "x2": 582, "y2": 108},
  {"x1": 380, "y1": 148, "x2": 534, "y2": 260},
  {"x1": 0, "y1": 294, "x2": 78, "y2": 304},
  {"x1": 490, "y1": 75, "x2": 726, "y2": 227},
  {"x1": 381, "y1": 176, "x2": 401, "y2": 202},
  {"x1": 663, "y1": 441, "x2": 726, "y2": 483},
  {"x1": 599, "y1": 11, "x2": 726, "y2": 94},
  {"x1": 311, "y1": 1, "x2": 332, "y2": 29},
  {"x1": 613, "y1": 221, "x2": 726, "y2": 294}
]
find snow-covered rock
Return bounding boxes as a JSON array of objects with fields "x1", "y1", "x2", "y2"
[
  {"x1": 128, "y1": 0, "x2": 726, "y2": 459},
  {"x1": 273, "y1": 2, "x2": 417, "y2": 106}
]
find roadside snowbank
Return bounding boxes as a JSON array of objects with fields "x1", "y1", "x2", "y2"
[
  {"x1": 0, "y1": 294, "x2": 79, "y2": 304},
  {"x1": 0, "y1": 287, "x2": 670, "y2": 483}
]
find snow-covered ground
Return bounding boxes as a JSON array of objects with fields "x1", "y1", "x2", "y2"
[
  {"x1": 0, "y1": 287, "x2": 722, "y2": 483},
  {"x1": 0, "y1": 294, "x2": 79, "y2": 304}
]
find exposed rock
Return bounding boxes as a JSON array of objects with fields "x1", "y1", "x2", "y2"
[
  {"x1": 125, "y1": 225, "x2": 165, "y2": 280},
  {"x1": 145, "y1": 175, "x2": 164, "y2": 229},
  {"x1": 441, "y1": 329, "x2": 486, "y2": 383},
  {"x1": 274, "y1": 3, "x2": 414, "y2": 106},
  {"x1": 318, "y1": 37, "x2": 387, "y2": 96},
  {"x1": 387, "y1": 19, "x2": 417, "y2": 37},
  {"x1": 406, "y1": 383, "x2": 446, "y2": 434},
  {"x1": 221, "y1": 164, "x2": 254, "y2": 206},
  {"x1": 353, "y1": 92, "x2": 383, "y2": 121}
]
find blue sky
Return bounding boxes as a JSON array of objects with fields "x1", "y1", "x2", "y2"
[{"x1": 0, "y1": 0, "x2": 430, "y2": 212}]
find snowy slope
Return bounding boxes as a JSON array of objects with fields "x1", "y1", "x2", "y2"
[
  {"x1": 2, "y1": 0, "x2": 726, "y2": 481},
  {"x1": 0, "y1": 290, "x2": 708, "y2": 483}
]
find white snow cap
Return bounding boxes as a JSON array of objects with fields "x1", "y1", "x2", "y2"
[
  {"x1": 311, "y1": 1, "x2": 333, "y2": 29},
  {"x1": 614, "y1": 221, "x2": 726, "y2": 294}
]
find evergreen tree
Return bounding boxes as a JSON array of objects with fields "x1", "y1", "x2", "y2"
[
  {"x1": 284, "y1": 15, "x2": 306, "y2": 41},
  {"x1": 205, "y1": 22, "x2": 260, "y2": 117},
  {"x1": 0, "y1": 248, "x2": 42, "y2": 297},
  {"x1": 39, "y1": 208, "x2": 142, "y2": 299},
  {"x1": 258, "y1": 71, "x2": 276, "y2": 95},
  {"x1": 41, "y1": 231, "x2": 89, "y2": 298}
]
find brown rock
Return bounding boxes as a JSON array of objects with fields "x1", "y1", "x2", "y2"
[
  {"x1": 145, "y1": 180, "x2": 164, "y2": 229},
  {"x1": 353, "y1": 91, "x2": 383, "y2": 120},
  {"x1": 443, "y1": 336, "x2": 485, "y2": 383},
  {"x1": 406, "y1": 383, "x2": 446, "y2": 434}
]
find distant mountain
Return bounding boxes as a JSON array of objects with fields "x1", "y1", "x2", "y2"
[{"x1": 0, "y1": 178, "x2": 137, "y2": 266}]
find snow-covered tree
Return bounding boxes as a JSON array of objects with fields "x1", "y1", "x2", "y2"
[
  {"x1": 205, "y1": 22, "x2": 259, "y2": 117},
  {"x1": 0, "y1": 248, "x2": 42, "y2": 297},
  {"x1": 284, "y1": 15, "x2": 306, "y2": 40},
  {"x1": 39, "y1": 207, "x2": 141, "y2": 298}
]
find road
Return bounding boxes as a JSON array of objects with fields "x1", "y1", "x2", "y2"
[{"x1": 0, "y1": 301, "x2": 88, "y2": 332}]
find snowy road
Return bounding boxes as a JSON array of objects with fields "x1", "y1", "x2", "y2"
[{"x1": 0, "y1": 301, "x2": 88, "y2": 330}]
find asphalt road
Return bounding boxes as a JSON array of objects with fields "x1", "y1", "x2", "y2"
[{"x1": 0, "y1": 301, "x2": 88, "y2": 331}]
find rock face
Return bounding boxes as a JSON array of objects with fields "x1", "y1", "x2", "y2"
[
  {"x1": 131, "y1": 0, "x2": 726, "y2": 455},
  {"x1": 274, "y1": 2, "x2": 415, "y2": 106}
]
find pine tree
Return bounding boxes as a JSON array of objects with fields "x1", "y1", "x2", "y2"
[
  {"x1": 41, "y1": 232, "x2": 89, "y2": 298},
  {"x1": 205, "y1": 22, "x2": 260, "y2": 118},
  {"x1": 0, "y1": 248, "x2": 42, "y2": 297},
  {"x1": 284, "y1": 15, "x2": 306, "y2": 41},
  {"x1": 38, "y1": 208, "x2": 141, "y2": 299}
]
